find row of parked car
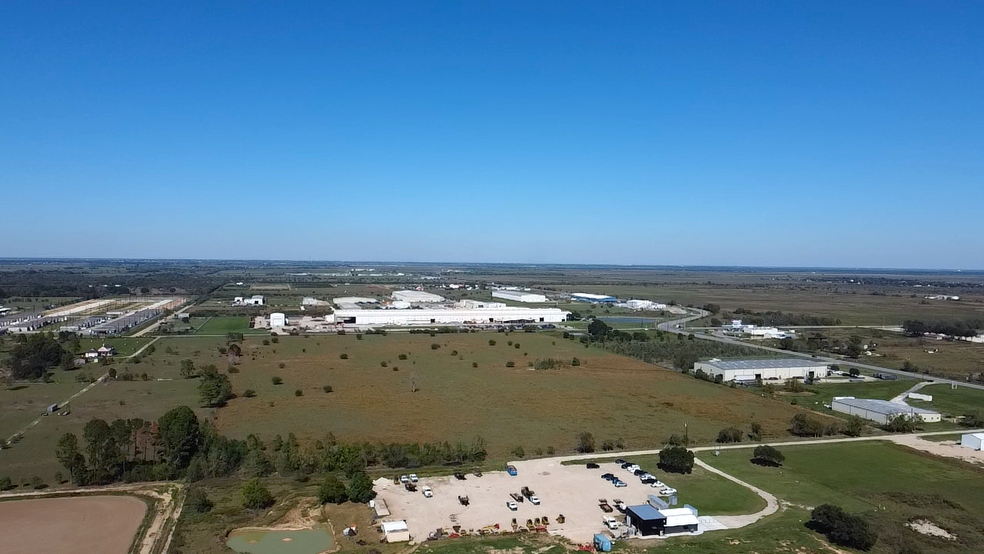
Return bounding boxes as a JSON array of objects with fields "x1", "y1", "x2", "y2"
[{"x1": 600, "y1": 459, "x2": 677, "y2": 496}]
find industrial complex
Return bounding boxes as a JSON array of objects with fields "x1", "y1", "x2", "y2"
[
  {"x1": 492, "y1": 290, "x2": 548, "y2": 303},
  {"x1": 326, "y1": 306, "x2": 569, "y2": 327}
]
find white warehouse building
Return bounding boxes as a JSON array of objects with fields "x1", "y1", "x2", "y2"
[
  {"x1": 269, "y1": 313, "x2": 288, "y2": 327},
  {"x1": 693, "y1": 358, "x2": 829, "y2": 382},
  {"x1": 961, "y1": 433, "x2": 984, "y2": 451},
  {"x1": 391, "y1": 290, "x2": 445, "y2": 303},
  {"x1": 492, "y1": 290, "x2": 548, "y2": 303},
  {"x1": 326, "y1": 307, "x2": 569, "y2": 327},
  {"x1": 831, "y1": 397, "x2": 941, "y2": 424}
]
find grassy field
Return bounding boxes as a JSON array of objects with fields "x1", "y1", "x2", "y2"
[
  {"x1": 77, "y1": 336, "x2": 155, "y2": 356},
  {"x1": 701, "y1": 442, "x2": 984, "y2": 553},
  {"x1": 204, "y1": 333, "x2": 816, "y2": 456},
  {"x1": 907, "y1": 384, "x2": 984, "y2": 418},
  {"x1": 194, "y1": 316, "x2": 259, "y2": 335}
]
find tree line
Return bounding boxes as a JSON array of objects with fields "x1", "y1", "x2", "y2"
[
  {"x1": 902, "y1": 319, "x2": 982, "y2": 338},
  {"x1": 54, "y1": 406, "x2": 488, "y2": 487}
]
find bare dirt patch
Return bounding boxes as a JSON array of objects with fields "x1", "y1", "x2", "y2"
[
  {"x1": 0, "y1": 495, "x2": 147, "y2": 554},
  {"x1": 907, "y1": 519, "x2": 956, "y2": 540}
]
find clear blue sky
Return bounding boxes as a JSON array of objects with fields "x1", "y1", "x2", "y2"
[{"x1": 2, "y1": 2, "x2": 982, "y2": 268}]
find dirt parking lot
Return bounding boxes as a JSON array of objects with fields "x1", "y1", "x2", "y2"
[
  {"x1": 0, "y1": 495, "x2": 147, "y2": 554},
  {"x1": 375, "y1": 458, "x2": 686, "y2": 544}
]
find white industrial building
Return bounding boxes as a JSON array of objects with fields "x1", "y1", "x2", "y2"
[
  {"x1": 961, "y1": 433, "x2": 984, "y2": 451},
  {"x1": 571, "y1": 292, "x2": 616, "y2": 303},
  {"x1": 618, "y1": 299, "x2": 667, "y2": 311},
  {"x1": 492, "y1": 290, "x2": 548, "y2": 303},
  {"x1": 333, "y1": 297, "x2": 379, "y2": 310},
  {"x1": 831, "y1": 397, "x2": 942, "y2": 424},
  {"x1": 392, "y1": 290, "x2": 445, "y2": 303},
  {"x1": 326, "y1": 306, "x2": 569, "y2": 327},
  {"x1": 269, "y1": 313, "x2": 287, "y2": 327},
  {"x1": 234, "y1": 295, "x2": 265, "y2": 306},
  {"x1": 456, "y1": 299, "x2": 506, "y2": 309},
  {"x1": 728, "y1": 320, "x2": 794, "y2": 339},
  {"x1": 693, "y1": 358, "x2": 828, "y2": 382}
]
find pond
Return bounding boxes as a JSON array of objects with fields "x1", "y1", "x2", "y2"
[{"x1": 226, "y1": 527, "x2": 334, "y2": 554}]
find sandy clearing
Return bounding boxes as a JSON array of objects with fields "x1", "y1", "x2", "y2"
[
  {"x1": 890, "y1": 435, "x2": 984, "y2": 466},
  {"x1": 0, "y1": 495, "x2": 147, "y2": 554}
]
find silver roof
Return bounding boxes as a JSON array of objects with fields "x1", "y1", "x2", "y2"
[
  {"x1": 700, "y1": 358, "x2": 828, "y2": 370},
  {"x1": 833, "y1": 397, "x2": 939, "y2": 416}
]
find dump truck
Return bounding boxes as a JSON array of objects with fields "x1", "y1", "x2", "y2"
[
  {"x1": 510, "y1": 492, "x2": 524, "y2": 503},
  {"x1": 599, "y1": 499, "x2": 613, "y2": 513}
]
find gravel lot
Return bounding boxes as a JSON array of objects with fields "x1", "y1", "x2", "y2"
[{"x1": 375, "y1": 457, "x2": 682, "y2": 544}]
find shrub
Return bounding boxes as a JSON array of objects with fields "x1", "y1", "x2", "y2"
[
  {"x1": 323, "y1": 385, "x2": 333, "y2": 393},
  {"x1": 575, "y1": 431, "x2": 596, "y2": 453},
  {"x1": 317, "y1": 475, "x2": 348, "y2": 504},
  {"x1": 602, "y1": 439, "x2": 614, "y2": 451},
  {"x1": 546, "y1": 446, "x2": 555, "y2": 455},
  {"x1": 808, "y1": 504, "x2": 877, "y2": 551},
  {"x1": 271, "y1": 337, "x2": 279, "y2": 344},
  {"x1": 511, "y1": 446, "x2": 525, "y2": 458},
  {"x1": 346, "y1": 471, "x2": 376, "y2": 503},
  {"x1": 507, "y1": 341, "x2": 513, "y2": 346},
  {"x1": 271, "y1": 377, "x2": 283, "y2": 385},
  {"x1": 845, "y1": 415, "x2": 864, "y2": 437},
  {"x1": 399, "y1": 354, "x2": 408, "y2": 360},
  {"x1": 294, "y1": 389, "x2": 303, "y2": 397},
  {"x1": 262, "y1": 339, "x2": 270, "y2": 346},
  {"x1": 658, "y1": 446, "x2": 695, "y2": 474},
  {"x1": 217, "y1": 347, "x2": 227, "y2": 355},
  {"x1": 751, "y1": 445, "x2": 785, "y2": 466},
  {"x1": 515, "y1": 343, "x2": 521, "y2": 349},
  {"x1": 571, "y1": 357, "x2": 580, "y2": 366},
  {"x1": 243, "y1": 389, "x2": 256, "y2": 397},
  {"x1": 380, "y1": 361, "x2": 387, "y2": 368},
  {"x1": 431, "y1": 343, "x2": 440, "y2": 350},
  {"x1": 505, "y1": 361, "x2": 515, "y2": 368},
  {"x1": 883, "y1": 414, "x2": 919, "y2": 433},
  {"x1": 716, "y1": 427, "x2": 743, "y2": 443},
  {"x1": 340, "y1": 353, "x2": 348, "y2": 360},
  {"x1": 451, "y1": 350, "x2": 458, "y2": 356},
  {"x1": 188, "y1": 487, "x2": 214, "y2": 513},
  {"x1": 472, "y1": 362, "x2": 478, "y2": 368},
  {"x1": 488, "y1": 340, "x2": 496, "y2": 346},
  {"x1": 240, "y1": 478, "x2": 274, "y2": 509},
  {"x1": 790, "y1": 414, "x2": 825, "y2": 437},
  {"x1": 356, "y1": 334, "x2": 363, "y2": 340},
  {"x1": 749, "y1": 422, "x2": 763, "y2": 441},
  {"x1": 278, "y1": 362, "x2": 286, "y2": 369}
]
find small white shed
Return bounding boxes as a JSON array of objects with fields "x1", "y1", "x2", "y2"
[
  {"x1": 269, "y1": 313, "x2": 287, "y2": 327},
  {"x1": 961, "y1": 433, "x2": 984, "y2": 451}
]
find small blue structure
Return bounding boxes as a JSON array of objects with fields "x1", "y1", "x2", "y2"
[{"x1": 593, "y1": 533, "x2": 612, "y2": 552}]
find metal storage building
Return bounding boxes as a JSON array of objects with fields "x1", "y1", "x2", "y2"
[
  {"x1": 960, "y1": 433, "x2": 984, "y2": 451},
  {"x1": 492, "y1": 290, "x2": 548, "y2": 303},
  {"x1": 693, "y1": 358, "x2": 829, "y2": 382},
  {"x1": 270, "y1": 313, "x2": 287, "y2": 327},
  {"x1": 625, "y1": 504, "x2": 699, "y2": 536},
  {"x1": 391, "y1": 290, "x2": 445, "y2": 303},
  {"x1": 831, "y1": 397, "x2": 942, "y2": 424},
  {"x1": 571, "y1": 293, "x2": 617, "y2": 303},
  {"x1": 327, "y1": 307, "x2": 569, "y2": 327}
]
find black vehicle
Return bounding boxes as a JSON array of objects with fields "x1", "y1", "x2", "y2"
[
  {"x1": 614, "y1": 458, "x2": 626, "y2": 465},
  {"x1": 620, "y1": 462, "x2": 633, "y2": 469},
  {"x1": 601, "y1": 473, "x2": 615, "y2": 480},
  {"x1": 640, "y1": 476, "x2": 657, "y2": 484},
  {"x1": 586, "y1": 462, "x2": 600, "y2": 469},
  {"x1": 633, "y1": 469, "x2": 646, "y2": 476}
]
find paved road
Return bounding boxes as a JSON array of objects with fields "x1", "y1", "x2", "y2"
[{"x1": 657, "y1": 310, "x2": 984, "y2": 392}]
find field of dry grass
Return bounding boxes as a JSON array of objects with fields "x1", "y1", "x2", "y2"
[{"x1": 211, "y1": 332, "x2": 814, "y2": 456}]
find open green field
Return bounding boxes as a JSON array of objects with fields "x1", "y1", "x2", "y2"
[
  {"x1": 907, "y1": 384, "x2": 984, "y2": 418},
  {"x1": 193, "y1": 316, "x2": 263, "y2": 335},
  {"x1": 206, "y1": 333, "x2": 817, "y2": 456},
  {"x1": 701, "y1": 442, "x2": 984, "y2": 553},
  {"x1": 77, "y1": 336, "x2": 154, "y2": 356}
]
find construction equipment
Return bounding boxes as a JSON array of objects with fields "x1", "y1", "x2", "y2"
[
  {"x1": 557, "y1": 514, "x2": 566, "y2": 524},
  {"x1": 521, "y1": 486, "x2": 536, "y2": 499},
  {"x1": 542, "y1": 516, "x2": 550, "y2": 525},
  {"x1": 510, "y1": 492, "x2": 524, "y2": 503},
  {"x1": 458, "y1": 495, "x2": 470, "y2": 506},
  {"x1": 526, "y1": 519, "x2": 534, "y2": 530},
  {"x1": 404, "y1": 483, "x2": 417, "y2": 492},
  {"x1": 511, "y1": 518, "x2": 518, "y2": 531},
  {"x1": 454, "y1": 471, "x2": 467, "y2": 480}
]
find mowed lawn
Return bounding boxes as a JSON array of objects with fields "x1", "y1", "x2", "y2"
[
  {"x1": 702, "y1": 442, "x2": 984, "y2": 553},
  {"x1": 907, "y1": 384, "x2": 984, "y2": 418},
  {"x1": 211, "y1": 333, "x2": 817, "y2": 457},
  {"x1": 194, "y1": 316, "x2": 263, "y2": 335}
]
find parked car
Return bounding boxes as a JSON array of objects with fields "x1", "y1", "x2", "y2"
[
  {"x1": 409, "y1": 474, "x2": 419, "y2": 482},
  {"x1": 601, "y1": 473, "x2": 615, "y2": 480},
  {"x1": 399, "y1": 475, "x2": 409, "y2": 484},
  {"x1": 649, "y1": 481, "x2": 665, "y2": 488},
  {"x1": 422, "y1": 486, "x2": 433, "y2": 498},
  {"x1": 626, "y1": 464, "x2": 641, "y2": 473},
  {"x1": 506, "y1": 465, "x2": 518, "y2": 476},
  {"x1": 614, "y1": 458, "x2": 626, "y2": 465},
  {"x1": 586, "y1": 462, "x2": 600, "y2": 469},
  {"x1": 507, "y1": 501, "x2": 518, "y2": 511},
  {"x1": 603, "y1": 516, "x2": 619, "y2": 531},
  {"x1": 619, "y1": 462, "x2": 632, "y2": 469},
  {"x1": 613, "y1": 480, "x2": 627, "y2": 488},
  {"x1": 529, "y1": 495, "x2": 541, "y2": 505},
  {"x1": 658, "y1": 487, "x2": 677, "y2": 496},
  {"x1": 633, "y1": 469, "x2": 646, "y2": 476}
]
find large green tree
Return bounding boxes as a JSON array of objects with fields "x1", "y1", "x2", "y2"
[
  {"x1": 198, "y1": 365, "x2": 232, "y2": 407},
  {"x1": 3, "y1": 333, "x2": 67, "y2": 380},
  {"x1": 658, "y1": 446, "x2": 694, "y2": 474},
  {"x1": 347, "y1": 471, "x2": 376, "y2": 503},
  {"x1": 317, "y1": 475, "x2": 349, "y2": 504},
  {"x1": 55, "y1": 433, "x2": 87, "y2": 484},
  {"x1": 157, "y1": 406, "x2": 201, "y2": 472}
]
